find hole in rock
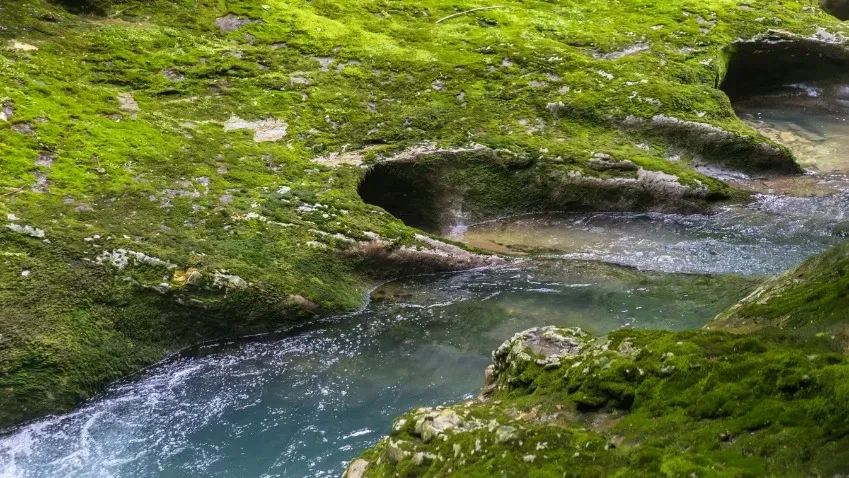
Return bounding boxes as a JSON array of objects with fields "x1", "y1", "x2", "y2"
[
  {"x1": 721, "y1": 37, "x2": 849, "y2": 108},
  {"x1": 821, "y1": 0, "x2": 849, "y2": 21},
  {"x1": 358, "y1": 162, "x2": 450, "y2": 233},
  {"x1": 722, "y1": 36, "x2": 849, "y2": 174}
]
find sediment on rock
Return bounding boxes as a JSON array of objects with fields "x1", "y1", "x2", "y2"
[{"x1": 338, "y1": 234, "x2": 507, "y2": 275}]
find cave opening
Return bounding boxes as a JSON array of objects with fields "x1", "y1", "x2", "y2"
[
  {"x1": 721, "y1": 37, "x2": 849, "y2": 104},
  {"x1": 358, "y1": 162, "x2": 448, "y2": 233}
]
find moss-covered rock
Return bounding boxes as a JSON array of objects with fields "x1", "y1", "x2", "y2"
[
  {"x1": 350, "y1": 326, "x2": 849, "y2": 477},
  {"x1": 2, "y1": 0, "x2": 848, "y2": 428},
  {"x1": 712, "y1": 240, "x2": 849, "y2": 346}
]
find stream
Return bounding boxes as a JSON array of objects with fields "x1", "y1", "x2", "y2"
[{"x1": 2, "y1": 85, "x2": 849, "y2": 477}]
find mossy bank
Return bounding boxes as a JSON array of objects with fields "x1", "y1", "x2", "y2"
[
  {"x1": 2, "y1": 0, "x2": 848, "y2": 428},
  {"x1": 349, "y1": 240, "x2": 849, "y2": 477}
]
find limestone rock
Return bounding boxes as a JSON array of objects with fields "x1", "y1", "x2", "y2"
[{"x1": 342, "y1": 459, "x2": 369, "y2": 478}]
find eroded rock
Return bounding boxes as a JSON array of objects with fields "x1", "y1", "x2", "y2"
[
  {"x1": 223, "y1": 116, "x2": 288, "y2": 142},
  {"x1": 821, "y1": 0, "x2": 849, "y2": 20},
  {"x1": 487, "y1": 326, "x2": 592, "y2": 392},
  {"x1": 215, "y1": 15, "x2": 253, "y2": 32}
]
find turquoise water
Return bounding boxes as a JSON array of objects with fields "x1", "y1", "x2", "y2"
[
  {"x1": 0, "y1": 263, "x2": 754, "y2": 477},
  {"x1": 460, "y1": 194, "x2": 847, "y2": 275}
]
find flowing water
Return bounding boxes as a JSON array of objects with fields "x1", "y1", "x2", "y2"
[
  {"x1": 3, "y1": 85, "x2": 849, "y2": 477},
  {"x1": 0, "y1": 263, "x2": 755, "y2": 478},
  {"x1": 458, "y1": 196, "x2": 847, "y2": 275},
  {"x1": 460, "y1": 82, "x2": 849, "y2": 271}
]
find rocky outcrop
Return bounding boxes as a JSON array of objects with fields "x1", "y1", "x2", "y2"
[
  {"x1": 620, "y1": 114, "x2": 800, "y2": 174},
  {"x1": 711, "y1": 240, "x2": 849, "y2": 345},
  {"x1": 339, "y1": 234, "x2": 508, "y2": 274},
  {"x1": 352, "y1": 324, "x2": 849, "y2": 476}
]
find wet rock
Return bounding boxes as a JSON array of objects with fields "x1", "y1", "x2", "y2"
[
  {"x1": 821, "y1": 0, "x2": 849, "y2": 20},
  {"x1": 118, "y1": 93, "x2": 140, "y2": 114},
  {"x1": 832, "y1": 221, "x2": 849, "y2": 238},
  {"x1": 342, "y1": 459, "x2": 369, "y2": 478},
  {"x1": 215, "y1": 14, "x2": 253, "y2": 32}
]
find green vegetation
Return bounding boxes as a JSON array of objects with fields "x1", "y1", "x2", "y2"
[
  {"x1": 352, "y1": 327, "x2": 849, "y2": 477},
  {"x1": 712, "y1": 240, "x2": 849, "y2": 346},
  {"x1": 0, "y1": 0, "x2": 847, "y2": 428}
]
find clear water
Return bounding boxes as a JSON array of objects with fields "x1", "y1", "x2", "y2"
[
  {"x1": 461, "y1": 90, "x2": 849, "y2": 274},
  {"x1": 459, "y1": 194, "x2": 847, "y2": 275},
  {"x1": 0, "y1": 263, "x2": 755, "y2": 478}
]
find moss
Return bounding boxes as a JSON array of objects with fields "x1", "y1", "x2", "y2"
[
  {"x1": 0, "y1": 0, "x2": 847, "y2": 427},
  {"x1": 352, "y1": 329, "x2": 849, "y2": 477},
  {"x1": 711, "y1": 240, "x2": 849, "y2": 345}
]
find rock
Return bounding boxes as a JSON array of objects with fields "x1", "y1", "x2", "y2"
[
  {"x1": 621, "y1": 114, "x2": 799, "y2": 174},
  {"x1": 587, "y1": 154, "x2": 639, "y2": 172},
  {"x1": 215, "y1": 14, "x2": 253, "y2": 32},
  {"x1": 342, "y1": 459, "x2": 369, "y2": 478},
  {"x1": 35, "y1": 153, "x2": 55, "y2": 168},
  {"x1": 495, "y1": 425, "x2": 517, "y2": 443},
  {"x1": 412, "y1": 451, "x2": 436, "y2": 465},
  {"x1": 223, "y1": 116, "x2": 288, "y2": 142},
  {"x1": 5, "y1": 223, "x2": 46, "y2": 239},
  {"x1": 162, "y1": 68, "x2": 184, "y2": 81},
  {"x1": 821, "y1": 0, "x2": 849, "y2": 20},
  {"x1": 832, "y1": 221, "x2": 849, "y2": 238},
  {"x1": 10, "y1": 40, "x2": 37, "y2": 51},
  {"x1": 340, "y1": 235, "x2": 506, "y2": 275},
  {"x1": 118, "y1": 93, "x2": 140, "y2": 114},
  {"x1": 11, "y1": 123, "x2": 34, "y2": 135},
  {"x1": 489, "y1": 326, "x2": 591, "y2": 390},
  {"x1": 385, "y1": 439, "x2": 409, "y2": 464},
  {"x1": 0, "y1": 101, "x2": 13, "y2": 122},
  {"x1": 413, "y1": 408, "x2": 465, "y2": 441}
]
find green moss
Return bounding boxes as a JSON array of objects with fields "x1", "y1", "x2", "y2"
[
  {"x1": 0, "y1": 0, "x2": 846, "y2": 427},
  {"x1": 352, "y1": 329, "x2": 849, "y2": 477},
  {"x1": 712, "y1": 240, "x2": 849, "y2": 344}
]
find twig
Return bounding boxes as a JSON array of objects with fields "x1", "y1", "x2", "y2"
[{"x1": 435, "y1": 6, "x2": 504, "y2": 24}]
